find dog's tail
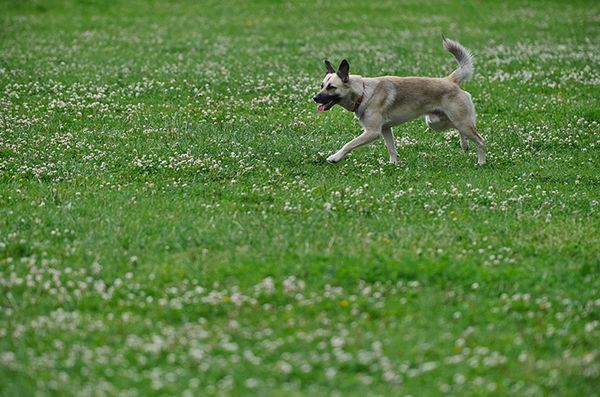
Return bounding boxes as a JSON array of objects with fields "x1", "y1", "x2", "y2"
[{"x1": 443, "y1": 36, "x2": 473, "y2": 84}]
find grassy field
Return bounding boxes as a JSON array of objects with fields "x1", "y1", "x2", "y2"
[{"x1": 1, "y1": 0, "x2": 599, "y2": 395}]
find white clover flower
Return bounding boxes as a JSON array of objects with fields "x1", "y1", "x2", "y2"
[
  {"x1": 325, "y1": 367, "x2": 336, "y2": 379},
  {"x1": 276, "y1": 360, "x2": 292, "y2": 374}
]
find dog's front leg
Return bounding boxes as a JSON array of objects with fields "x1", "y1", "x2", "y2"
[
  {"x1": 381, "y1": 127, "x2": 398, "y2": 164},
  {"x1": 327, "y1": 129, "x2": 380, "y2": 163}
]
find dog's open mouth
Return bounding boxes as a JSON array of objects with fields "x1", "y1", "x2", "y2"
[{"x1": 317, "y1": 100, "x2": 336, "y2": 113}]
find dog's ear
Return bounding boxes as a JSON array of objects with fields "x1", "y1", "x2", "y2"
[
  {"x1": 324, "y1": 60, "x2": 335, "y2": 74},
  {"x1": 337, "y1": 59, "x2": 350, "y2": 83}
]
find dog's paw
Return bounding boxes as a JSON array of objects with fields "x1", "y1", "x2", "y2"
[
  {"x1": 389, "y1": 158, "x2": 398, "y2": 165},
  {"x1": 326, "y1": 154, "x2": 341, "y2": 163}
]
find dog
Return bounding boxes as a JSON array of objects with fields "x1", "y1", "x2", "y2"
[{"x1": 313, "y1": 37, "x2": 485, "y2": 166}]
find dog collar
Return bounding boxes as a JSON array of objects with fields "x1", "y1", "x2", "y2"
[{"x1": 352, "y1": 82, "x2": 365, "y2": 113}]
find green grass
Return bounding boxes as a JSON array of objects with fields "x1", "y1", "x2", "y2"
[{"x1": 1, "y1": 0, "x2": 599, "y2": 396}]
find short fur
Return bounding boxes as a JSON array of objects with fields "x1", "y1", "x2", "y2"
[{"x1": 313, "y1": 37, "x2": 485, "y2": 165}]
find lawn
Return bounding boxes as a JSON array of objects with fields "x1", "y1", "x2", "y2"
[{"x1": 1, "y1": 0, "x2": 599, "y2": 396}]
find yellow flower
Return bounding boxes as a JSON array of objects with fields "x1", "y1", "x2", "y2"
[
  {"x1": 340, "y1": 299, "x2": 349, "y2": 307},
  {"x1": 222, "y1": 295, "x2": 230, "y2": 303}
]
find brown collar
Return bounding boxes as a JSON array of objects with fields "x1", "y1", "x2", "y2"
[{"x1": 352, "y1": 81, "x2": 365, "y2": 113}]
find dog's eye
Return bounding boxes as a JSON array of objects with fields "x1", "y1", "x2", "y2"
[
  {"x1": 327, "y1": 84, "x2": 336, "y2": 90},
  {"x1": 320, "y1": 83, "x2": 324, "y2": 89}
]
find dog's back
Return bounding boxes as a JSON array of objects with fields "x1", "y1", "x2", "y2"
[{"x1": 365, "y1": 76, "x2": 460, "y2": 124}]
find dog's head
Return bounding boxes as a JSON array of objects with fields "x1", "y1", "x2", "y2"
[{"x1": 313, "y1": 59, "x2": 351, "y2": 112}]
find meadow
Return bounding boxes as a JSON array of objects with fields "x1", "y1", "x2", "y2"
[{"x1": 1, "y1": 0, "x2": 599, "y2": 395}]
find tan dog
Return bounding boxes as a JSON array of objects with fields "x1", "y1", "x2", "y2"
[{"x1": 313, "y1": 37, "x2": 485, "y2": 165}]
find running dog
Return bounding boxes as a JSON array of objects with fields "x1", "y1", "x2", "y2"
[{"x1": 313, "y1": 37, "x2": 485, "y2": 165}]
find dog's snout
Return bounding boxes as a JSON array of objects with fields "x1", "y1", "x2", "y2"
[{"x1": 313, "y1": 94, "x2": 320, "y2": 103}]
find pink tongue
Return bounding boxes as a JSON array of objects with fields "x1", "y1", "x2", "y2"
[{"x1": 317, "y1": 104, "x2": 325, "y2": 113}]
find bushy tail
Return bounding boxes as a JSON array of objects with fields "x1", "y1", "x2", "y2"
[{"x1": 443, "y1": 37, "x2": 473, "y2": 84}]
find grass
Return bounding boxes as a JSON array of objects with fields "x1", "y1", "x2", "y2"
[{"x1": 1, "y1": 0, "x2": 599, "y2": 396}]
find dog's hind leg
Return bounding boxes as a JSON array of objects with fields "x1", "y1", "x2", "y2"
[
  {"x1": 425, "y1": 111, "x2": 469, "y2": 152},
  {"x1": 455, "y1": 123, "x2": 485, "y2": 165},
  {"x1": 381, "y1": 127, "x2": 398, "y2": 164},
  {"x1": 459, "y1": 134, "x2": 469, "y2": 152},
  {"x1": 444, "y1": 93, "x2": 485, "y2": 165}
]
